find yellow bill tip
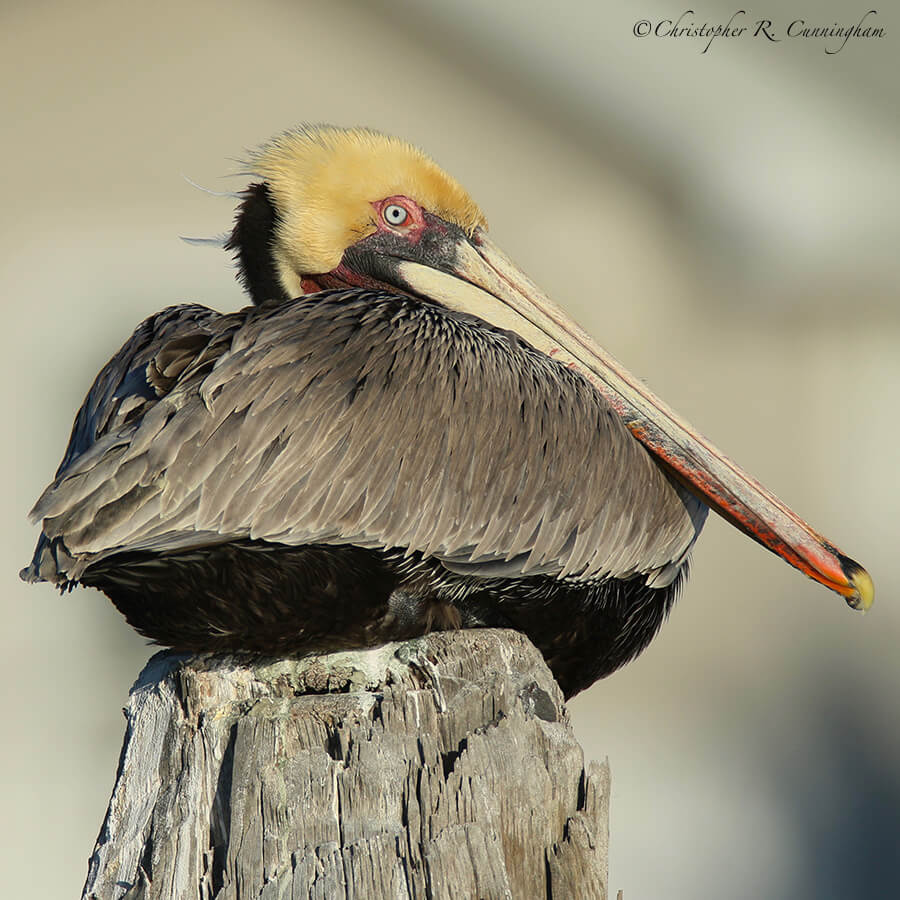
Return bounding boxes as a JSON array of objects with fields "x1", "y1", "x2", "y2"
[{"x1": 845, "y1": 565, "x2": 874, "y2": 613}]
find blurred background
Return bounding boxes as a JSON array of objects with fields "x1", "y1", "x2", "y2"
[{"x1": 3, "y1": 1, "x2": 897, "y2": 896}]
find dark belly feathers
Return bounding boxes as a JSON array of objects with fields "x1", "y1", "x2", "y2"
[{"x1": 82, "y1": 541, "x2": 683, "y2": 698}]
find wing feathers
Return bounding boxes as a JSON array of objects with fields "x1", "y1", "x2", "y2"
[{"x1": 30, "y1": 291, "x2": 704, "y2": 584}]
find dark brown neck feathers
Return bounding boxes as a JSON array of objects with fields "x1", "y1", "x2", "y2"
[{"x1": 225, "y1": 182, "x2": 290, "y2": 305}]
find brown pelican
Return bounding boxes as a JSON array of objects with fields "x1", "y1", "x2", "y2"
[{"x1": 20, "y1": 126, "x2": 872, "y2": 697}]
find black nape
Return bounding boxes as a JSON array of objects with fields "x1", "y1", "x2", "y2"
[{"x1": 225, "y1": 183, "x2": 290, "y2": 305}]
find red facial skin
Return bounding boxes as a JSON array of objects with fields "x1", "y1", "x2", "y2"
[
  {"x1": 370, "y1": 195, "x2": 428, "y2": 241},
  {"x1": 300, "y1": 196, "x2": 426, "y2": 295}
]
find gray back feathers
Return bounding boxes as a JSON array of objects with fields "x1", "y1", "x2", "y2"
[{"x1": 28, "y1": 290, "x2": 706, "y2": 586}]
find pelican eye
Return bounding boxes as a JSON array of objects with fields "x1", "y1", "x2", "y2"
[{"x1": 382, "y1": 203, "x2": 409, "y2": 227}]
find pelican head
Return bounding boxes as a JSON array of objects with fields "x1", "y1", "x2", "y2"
[{"x1": 228, "y1": 126, "x2": 484, "y2": 303}]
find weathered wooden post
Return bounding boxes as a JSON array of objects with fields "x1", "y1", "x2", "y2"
[{"x1": 83, "y1": 629, "x2": 609, "y2": 899}]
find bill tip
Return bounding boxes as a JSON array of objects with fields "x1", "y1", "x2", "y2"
[{"x1": 845, "y1": 565, "x2": 874, "y2": 613}]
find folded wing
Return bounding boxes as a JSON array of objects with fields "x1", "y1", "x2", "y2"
[{"x1": 26, "y1": 290, "x2": 706, "y2": 586}]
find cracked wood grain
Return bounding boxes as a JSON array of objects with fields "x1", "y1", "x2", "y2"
[{"x1": 83, "y1": 629, "x2": 609, "y2": 899}]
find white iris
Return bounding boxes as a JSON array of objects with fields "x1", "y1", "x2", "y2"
[{"x1": 383, "y1": 204, "x2": 408, "y2": 226}]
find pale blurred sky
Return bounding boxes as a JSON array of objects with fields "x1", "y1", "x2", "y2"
[{"x1": 3, "y1": 1, "x2": 898, "y2": 897}]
